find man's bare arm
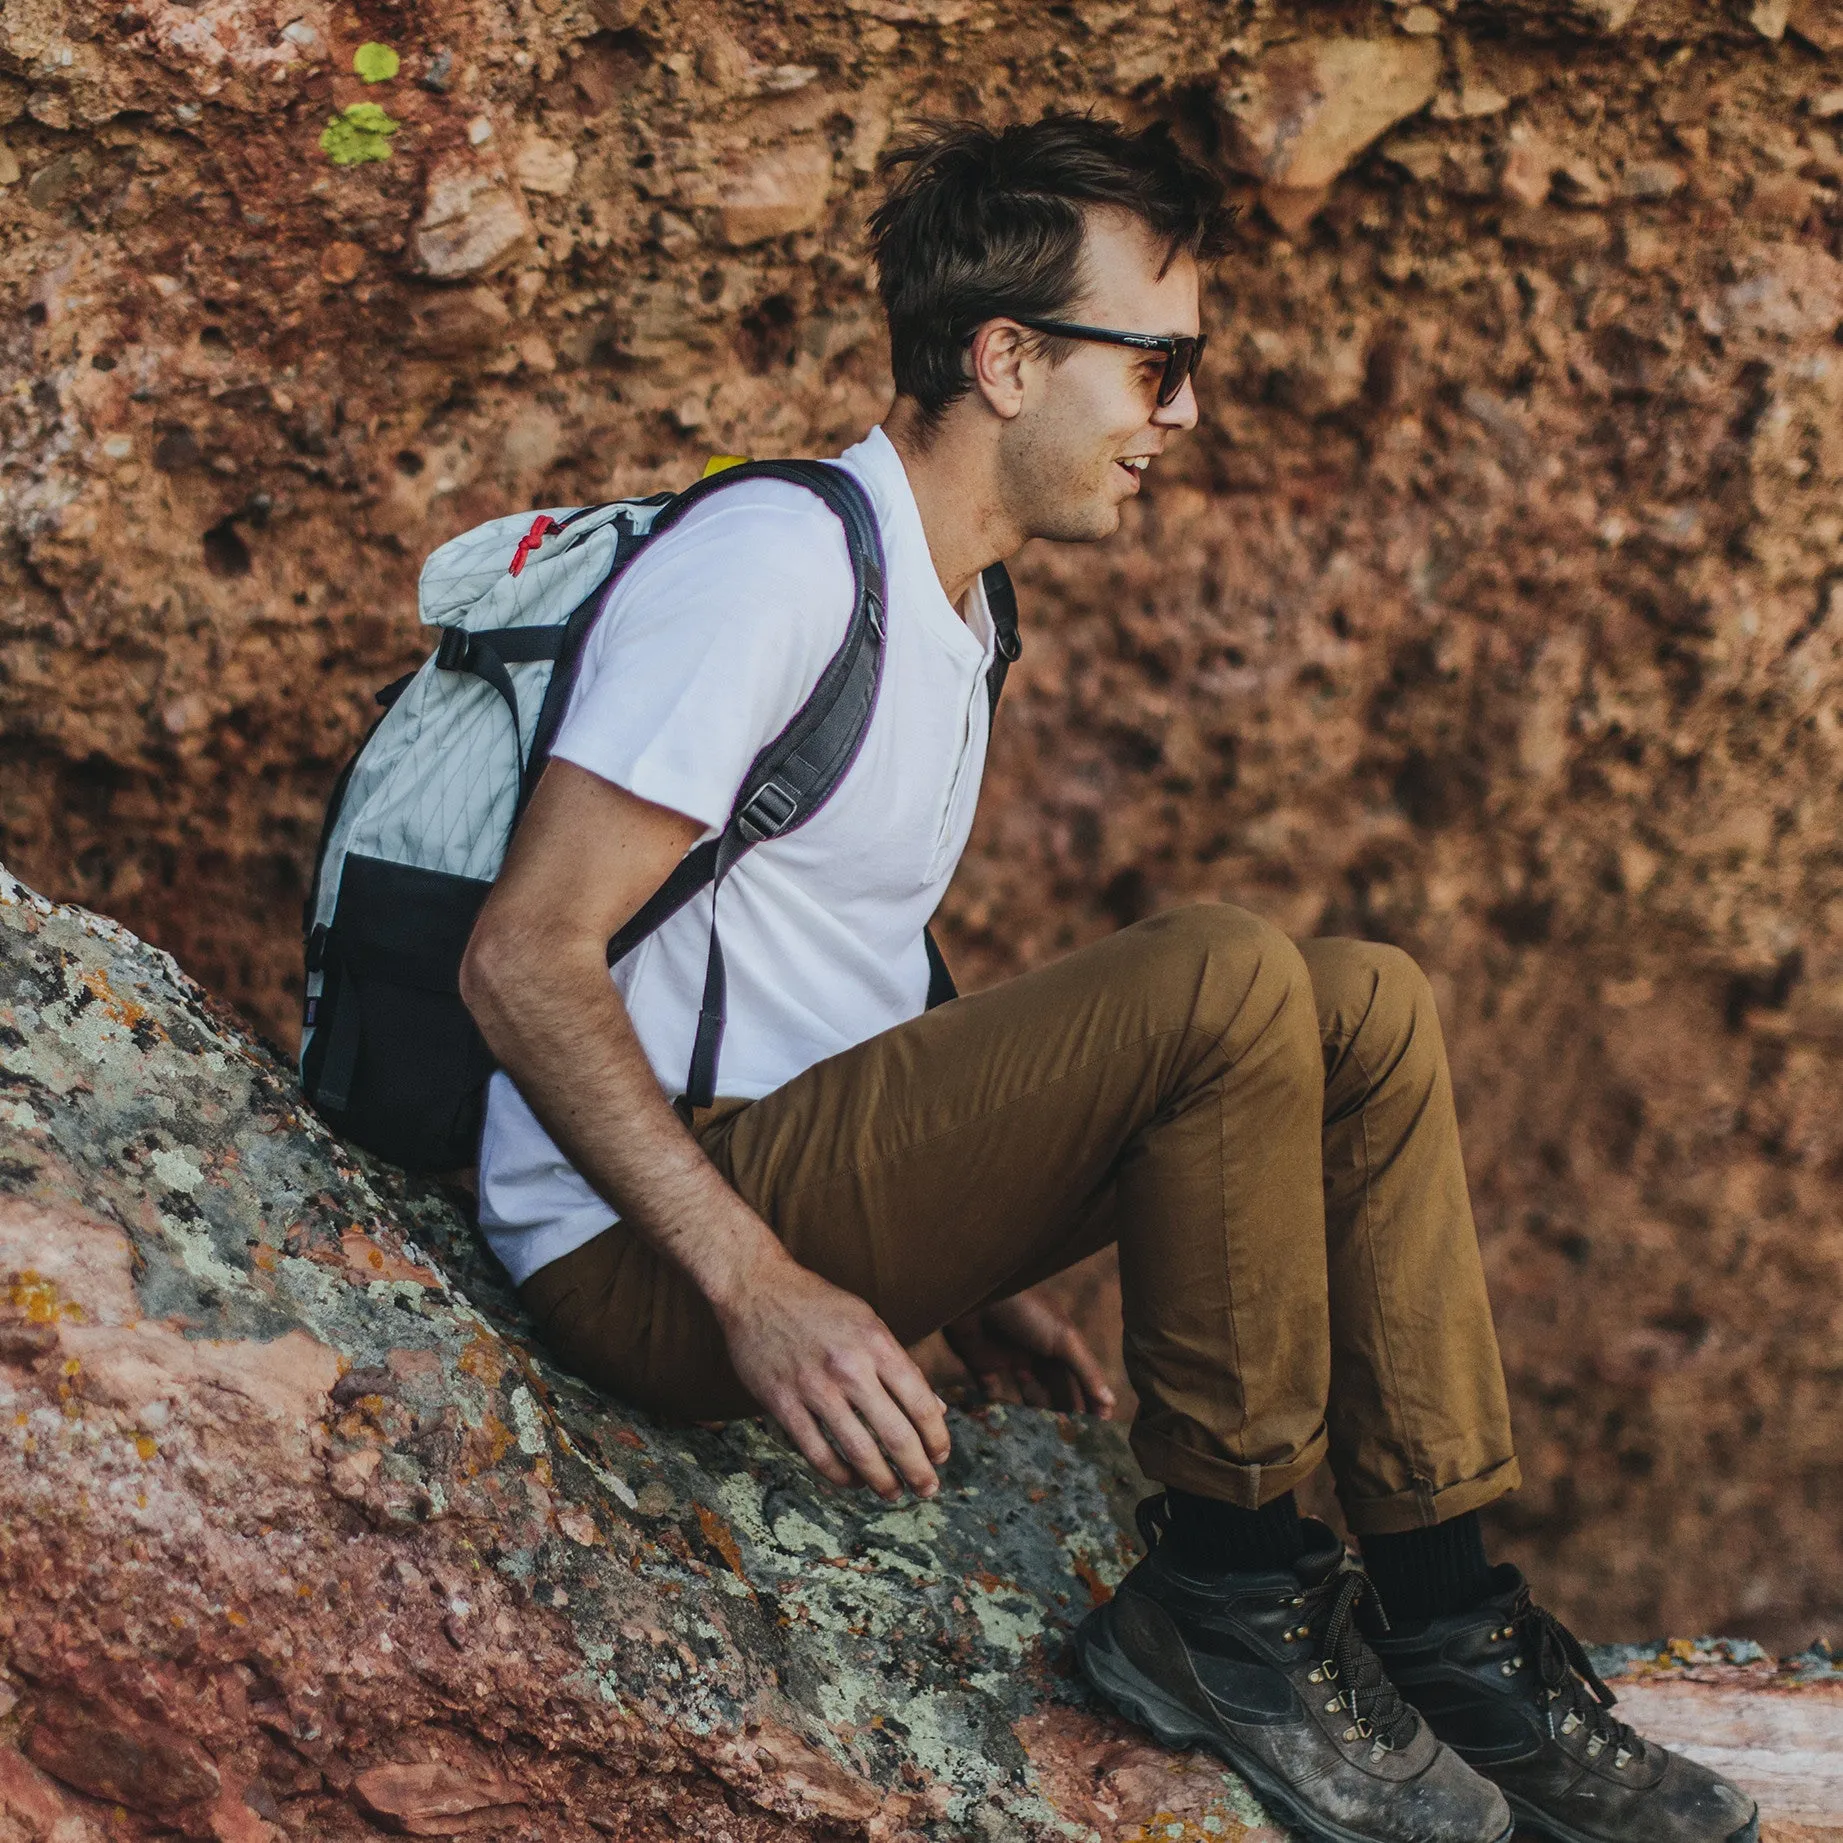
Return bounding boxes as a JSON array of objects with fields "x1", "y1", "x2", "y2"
[{"x1": 459, "y1": 760, "x2": 949, "y2": 1499}]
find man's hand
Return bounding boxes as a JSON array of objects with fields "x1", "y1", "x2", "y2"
[
  {"x1": 716, "y1": 1248, "x2": 951, "y2": 1499},
  {"x1": 943, "y1": 1287, "x2": 1117, "y2": 1418}
]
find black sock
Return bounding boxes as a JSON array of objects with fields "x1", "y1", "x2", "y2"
[
  {"x1": 1162, "y1": 1487, "x2": 1308, "y2": 1574},
  {"x1": 1361, "y1": 1512, "x2": 1492, "y2": 1627}
]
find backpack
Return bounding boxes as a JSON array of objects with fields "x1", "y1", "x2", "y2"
[{"x1": 299, "y1": 458, "x2": 1022, "y2": 1173}]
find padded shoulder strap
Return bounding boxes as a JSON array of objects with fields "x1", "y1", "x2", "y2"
[{"x1": 599, "y1": 460, "x2": 890, "y2": 1112}]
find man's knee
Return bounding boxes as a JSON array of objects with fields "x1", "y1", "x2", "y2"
[
  {"x1": 1132, "y1": 903, "x2": 1319, "y2": 1064},
  {"x1": 1301, "y1": 937, "x2": 1441, "y2": 1062}
]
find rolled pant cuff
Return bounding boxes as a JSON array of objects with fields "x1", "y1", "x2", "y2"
[
  {"x1": 1130, "y1": 1423, "x2": 1331, "y2": 1511},
  {"x1": 1339, "y1": 1454, "x2": 1522, "y2": 1536}
]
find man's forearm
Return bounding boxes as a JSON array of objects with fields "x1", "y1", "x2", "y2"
[{"x1": 462, "y1": 933, "x2": 789, "y2": 1316}]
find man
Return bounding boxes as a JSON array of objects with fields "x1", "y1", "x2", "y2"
[{"x1": 460, "y1": 116, "x2": 1756, "y2": 1843}]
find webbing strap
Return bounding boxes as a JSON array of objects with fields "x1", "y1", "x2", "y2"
[
  {"x1": 315, "y1": 945, "x2": 363, "y2": 1114},
  {"x1": 607, "y1": 839, "x2": 719, "y2": 966},
  {"x1": 982, "y1": 561, "x2": 1022, "y2": 720},
  {"x1": 436, "y1": 623, "x2": 571, "y2": 771},
  {"x1": 923, "y1": 924, "x2": 958, "y2": 1008}
]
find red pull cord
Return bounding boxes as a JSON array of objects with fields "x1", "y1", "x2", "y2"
[{"x1": 507, "y1": 514, "x2": 558, "y2": 578}]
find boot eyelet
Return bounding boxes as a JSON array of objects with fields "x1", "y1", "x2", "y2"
[
  {"x1": 1326, "y1": 1697, "x2": 1341, "y2": 1713},
  {"x1": 1321, "y1": 1659, "x2": 1338, "y2": 1680},
  {"x1": 1343, "y1": 1726, "x2": 1358, "y2": 1742},
  {"x1": 1614, "y1": 1748, "x2": 1632, "y2": 1769},
  {"x1": 1309, "y1": 1669, "x2": 1323, "y2": 1683},
  {"x1": 1500, "y1": 1662, "x2": 1517, "y2": 1676}
]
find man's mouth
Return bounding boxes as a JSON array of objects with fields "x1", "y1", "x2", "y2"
[{"x1": 1116, "y1": 455, "x2": 1151, "y2": 489}]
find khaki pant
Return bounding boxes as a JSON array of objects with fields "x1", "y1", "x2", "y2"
[{"x1": 519, "y1": 905, "x2": 1520, "y2": 1534}]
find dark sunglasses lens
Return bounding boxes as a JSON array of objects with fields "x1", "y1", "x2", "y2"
[{"x1": 1158, "y1": 338, "x2": 1199, "y2": 407}]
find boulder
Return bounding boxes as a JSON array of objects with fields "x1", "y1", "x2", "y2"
[
  {"x1": 414, "y1": 153, "x2": 536, "y2": 280},
  {"x1": 715, "y1": 141, "x2": 833, "y2": 247},
  {"x1": 1216, "y1": 37, "x2": 1442, "y2": 193},
  {"x1": 0, "y1": 866, "x2": 1271, "y2": 1840},
  {"x1": 2, "y1": 873, "x2": 1840, "y2": 1835}
]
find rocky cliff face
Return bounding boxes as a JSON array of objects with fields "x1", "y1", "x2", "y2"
[{"x1": 3, "y1": 0, "x2": 1843, "y2": 1651}]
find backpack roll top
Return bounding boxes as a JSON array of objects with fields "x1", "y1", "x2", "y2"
[{"x1": 301, "y1": 496, "x2": 671, "y2": 1170}]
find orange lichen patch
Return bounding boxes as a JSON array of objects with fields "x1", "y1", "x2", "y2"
[
  {"x1": 611, "y1": 1427, "x2": 646, "y2": 1451},
  {"x1": 252, "y1": 1244, "x2": 277, "y2": 1273},
  {"x1": 134, "y1": 1433, "x2": 157, "y2": 1460},
  {"x1": 338, "y1": 1228, "x2": 438, "y2": 1287},
  {"x1": 696, "y1": 1504, "x2": 749, "y2": 1584},
  {"x1": 1070, "y1": 1552, "x2": 1115, "y2": 1607},
  {"x1": 474, "y1": 1413, "x2": 515, "y2": 1469},
  {"x1": 79, "y1": 965, "x2": 153, "y2": 1032},
  {"x1": 457, "y1": 1334, "x2": 506, "y2": 1389},
  {"x1": 533, "y1": 1454, "x2": 554, "y2": 1489},
  {"x1": 8, "y1": 1272, "x2": 60, "y2": 1324}
]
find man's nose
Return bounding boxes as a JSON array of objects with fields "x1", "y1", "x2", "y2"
[{"x1": 1153, "y1": 372, "x2": 1200, "y2": 432}]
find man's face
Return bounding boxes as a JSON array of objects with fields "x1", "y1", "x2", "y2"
[{"x1": 994, "y1": 209, "x2": 1203, "y2": 544}]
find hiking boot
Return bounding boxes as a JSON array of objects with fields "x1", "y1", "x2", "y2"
[
  {"x1": 1076, "y1": 1497, "x2": 1513, "y2": 1843},
  {"x1": 1372, "y1": 1566, "x2": 1759, "y2": 1843}
]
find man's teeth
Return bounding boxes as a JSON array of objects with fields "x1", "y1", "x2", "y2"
[{"x1": 1121, "y1": 457, "x2": 1148, "y2": 471}]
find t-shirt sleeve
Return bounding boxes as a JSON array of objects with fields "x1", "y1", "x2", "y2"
[{"x1": 547, "y1": 493, "x2": 855, "y2": 834}]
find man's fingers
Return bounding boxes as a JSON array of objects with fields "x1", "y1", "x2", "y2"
[
  {"x1": 1059, "y1": 1331, "x2": 1117, "y2": 1418},
  {"x1": 813, "y1": 1389, "x2": 902, "y2": 1499},
  {"x1": 772, "y1": 1395, "x2": 854, "y2": 1489},
  {"x1": 880, "y1": 1350, "x2": 953, "y2": 1467},
  {"x1": 850, "y1": 1372, "x2": 941, "y2": 1498}
]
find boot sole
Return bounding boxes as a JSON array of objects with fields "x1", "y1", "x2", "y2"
[
  {"x1": 1505, "y1": 1792, "x2": 1759, "y2": 1843},
  {"x1": 1077, "y1": 1609, "x2": 1515, "y2": 1843}
]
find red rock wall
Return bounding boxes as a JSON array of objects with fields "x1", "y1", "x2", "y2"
[{"x1": 4, "y1": 0, "x2": 1843, "y2": 1648}]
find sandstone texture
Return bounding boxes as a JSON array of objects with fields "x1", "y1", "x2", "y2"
[
  {"x1": 6, "y1": 868, "x2": 1843, "y2": 1837},
  {"x1": 3, "y1": 0, "x2": 1843, "y2": 1657}
]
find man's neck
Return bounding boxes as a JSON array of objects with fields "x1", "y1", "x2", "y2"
[{"x1": 883, "y1": 401, "x2": 1022, "y2": 611}]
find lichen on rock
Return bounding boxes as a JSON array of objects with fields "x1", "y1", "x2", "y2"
[{"x1": 0, "y1": 865, "x2": 1284, "y2": 1839}]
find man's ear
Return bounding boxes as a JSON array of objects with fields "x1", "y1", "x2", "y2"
[{"x1": 967, "y1": 320, "x2": 1030, "y2": 421}]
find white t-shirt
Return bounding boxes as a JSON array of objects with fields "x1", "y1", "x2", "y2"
[{"x1": 476, "y1": 426, "x2": 997, "y2": 1284}]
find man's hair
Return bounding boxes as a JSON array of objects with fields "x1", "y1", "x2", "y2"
[{"x1": 866, "y1": 113, "x2": 1235, "y2": 421}]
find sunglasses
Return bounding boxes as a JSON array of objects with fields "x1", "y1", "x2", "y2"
[{"x1": 1008, "y1": 315, "x2": 1207, "y2": 407}]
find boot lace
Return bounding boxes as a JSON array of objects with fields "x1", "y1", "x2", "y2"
[
  {"x1": 1511, "y1": 1586, "x2": 1639, "y2": 1755},
  {"x1": 1136, "y1": 1496, "x2": 1418, "y2": 1751},
  {"x1": 1319, "y1": 1566, "x2": 1418, "y2": 1750}
]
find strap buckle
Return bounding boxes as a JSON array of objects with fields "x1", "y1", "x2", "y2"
[
  {"x1": 435, "y1": 627, "x2": 472, "y2": 672},
  {"x1": 736, "y1": 779, "x2": 799, "y2": 842}
]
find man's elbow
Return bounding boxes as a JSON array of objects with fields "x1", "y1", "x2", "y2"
[{"x1": 459, "y1": 916, "x2": 520, "y2": 1041}]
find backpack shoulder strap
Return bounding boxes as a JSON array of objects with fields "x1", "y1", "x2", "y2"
[
  {"x1": 981, "y1": 560, "x2": 1022, "y2": 720},
  {"x1": 597, "y1": 459, "x2": 889, "y2": 1112},
  {"x1": 919, "y1": 562, "x2": 1022, "y2": 1012}
]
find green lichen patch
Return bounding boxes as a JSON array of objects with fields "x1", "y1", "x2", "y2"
[
  {"x1": 353, "y1": 42, "x2": 401, "y2": 83},
  {"x1": 320, "y1": 102, "x2": 400, "y2": 166}
]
